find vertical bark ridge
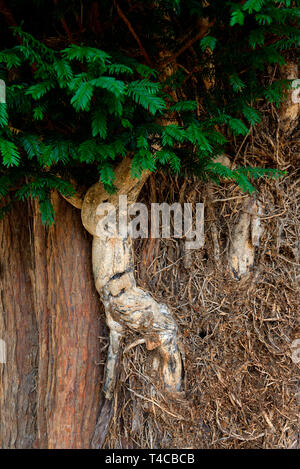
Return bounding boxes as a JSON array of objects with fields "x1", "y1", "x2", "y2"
[
  {"x1": 31, "y1": 193, "x2": 104, "y2": 448},
  {"x1": 0, "y1": 199, "x2": 38, "y2": 449}
]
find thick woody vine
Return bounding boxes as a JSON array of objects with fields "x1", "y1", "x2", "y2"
[{"x1": 64, "y1": 158, "x2": 182, "y2": 399}]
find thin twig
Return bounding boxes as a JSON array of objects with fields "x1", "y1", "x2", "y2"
[
  {"x1": 127, "y1": 387, "x2": 186, "y2": 420},
  {"x1": 164, "y1": 19, "x2": 215, "y2": 65},
  {"x1": 115, "y1": 2, "x2": 152, "y2": 67},
  {"x1": 0, "y1": 0, "x2": 17, "y2": 27}
]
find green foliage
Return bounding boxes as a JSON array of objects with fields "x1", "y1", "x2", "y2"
[
  {"x1": 0, "y1": 104, "x2": 8, "y2": 128},
  {"x1": 230, "y1": 8, "x2": 245, "y2": 26},
  {"x1": 206, "y1": 162, "x2": 286, "y2": 194},
  {"x1": 0, "y1": 0, "x2": 298, "y2": 222},
  {"x1": 0, "y1": 138, "x2": 20, "y2": 166},
  {"x1": 200, "y1": 36, "x2": 217, "y2": 51}
]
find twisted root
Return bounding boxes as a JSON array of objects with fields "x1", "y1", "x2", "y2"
[{"x1": 81, "y1": 158, "x2": 182, "y2": 399}]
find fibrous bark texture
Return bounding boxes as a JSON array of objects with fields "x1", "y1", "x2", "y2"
[
  {"x1": 0, "y1": 199, "x2": 38, "y2": 449},
  {"x1": 81, "y1": 158, "x2": 182, "y2": 400},
  {"x1": 31, "y1": 193, "x2": 103, "y2": 448},
  {"x1": 0, "y1": 195, "x2": 104, "y2": 448}
]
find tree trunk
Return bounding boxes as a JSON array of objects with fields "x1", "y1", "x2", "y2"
[
  {"x1": 0, "y1": 198, "x2": 38, "y2": 448},
  {"x1": 0, "y1": 193, "x2": 105, "y2": 448}
]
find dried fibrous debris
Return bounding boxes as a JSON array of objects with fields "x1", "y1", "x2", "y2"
[{"x1": 103, "y1": 108, "x2": 300, "y2": 449}]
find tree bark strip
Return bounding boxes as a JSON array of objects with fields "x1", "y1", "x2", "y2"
[
  {"x1": 0, "y1": 194, "x2": 106, "y2": 448},
  {"x1": 31, "y1": 193, "x2": 104, "y2": 448},
  {"x1": 0, "y1": 199, "x2": 38, "y2": 449}
]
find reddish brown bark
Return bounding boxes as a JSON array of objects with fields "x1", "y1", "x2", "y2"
[
  {"x1": 0, "y1": 198, "x2": 38, "y2": 448},
  {"x1": 0, "y1": 194, "x2": 105, "y2": 448}
]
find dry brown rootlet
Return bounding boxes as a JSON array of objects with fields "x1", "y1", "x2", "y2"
[{"x1": 102, "y1": 104, "x2": 300, "y2": 449}]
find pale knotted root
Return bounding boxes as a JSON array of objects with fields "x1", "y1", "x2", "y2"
[
  {"x1": 279, "y1": 62, "x2": 300, "y2": 134},
  {"x1": 81, "y1": 158, "x2": 182, "y2": 399},
  {"x1": 228, "y1": 196, "x2": 262, "y2": 280},
  {"x1": 94, "y1": 235, "x2": 182, "y2": 399}
]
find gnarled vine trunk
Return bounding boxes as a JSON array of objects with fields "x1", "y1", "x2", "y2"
[{"x1": 80, "y1": 158, "x2": 182, "y2": 400}]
